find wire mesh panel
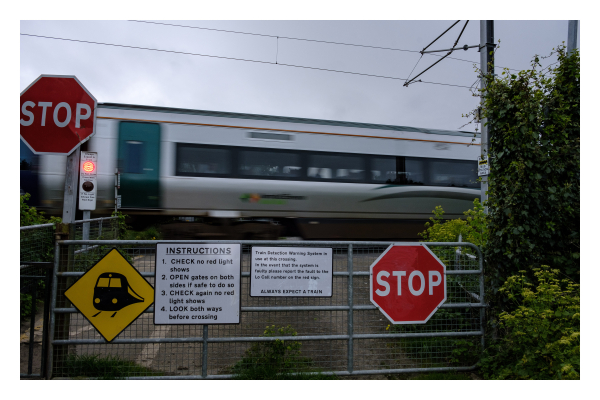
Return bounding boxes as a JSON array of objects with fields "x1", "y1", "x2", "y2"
[
  {"x1": 20, "y1": 262, "x2": 52, "y2": 378},
  {"x1": 71, "y1": 217, "x2": 120, "y2": 241},
  {"x1": 20, "y1": 224, "x2": 55, "y2": 262},
  {"x1": 49, "y1": 240, "x2": 484, "y2": 379}
]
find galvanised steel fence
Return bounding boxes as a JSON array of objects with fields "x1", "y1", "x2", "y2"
[
  {"x1": 49, "y1": 240, "x2": 484, "y2": 379},
  {"x1": 20, "y1": 217, "x2": 119, "y2": 379},
  {"x1": 20, "y1": 217, "x2": 119, "y2": 262}
]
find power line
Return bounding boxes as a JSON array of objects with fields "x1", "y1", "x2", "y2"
[
  {"x1": 129, "y1": 20, "x2": 521, "y2": 73},
  {"x1": 21, "y1": 33, "x2": 473, "y2": 88}
]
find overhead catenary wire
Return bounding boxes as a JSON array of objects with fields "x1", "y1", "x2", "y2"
[
  {"x1": 20, "y1": 33, "x2": 473, "y2": 88},
  {"x1": 128, "y1": 20, "x2": 520, "y2": 72}
]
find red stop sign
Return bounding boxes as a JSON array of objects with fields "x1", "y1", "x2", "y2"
[
  {"x1": 20, "y1": 75, "x2": 97, "y2": 154},
  {"x1": 370, "y1": 244, "x2": 446, "y2": 324}
]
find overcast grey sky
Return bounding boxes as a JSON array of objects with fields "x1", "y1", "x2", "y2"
[{"x1": 20, "y1": 19, "x2": 579, "y2": 133}]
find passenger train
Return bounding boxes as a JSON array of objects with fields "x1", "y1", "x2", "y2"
[{"x1": 20, "y1": 103, "x2": 481, "y2": 240}]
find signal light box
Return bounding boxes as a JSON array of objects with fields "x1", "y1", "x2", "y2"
[{"x1": 79, "y1": 151, "x2": 97, "y2": 210}]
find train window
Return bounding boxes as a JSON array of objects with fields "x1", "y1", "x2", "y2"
[
  {"x1": 109, "y1": 278, "x2": 122, "y2": 288},
  {"x1": 371, "y1": 157, "x2": 425, "y2": 185},
  {"x1": 239, "y1": 149, "x2": 301, "y2": 178},
  {"x1": 176, "y1": 144, "x2": 232, "y2": 176},
  {"x1": 124, "y1": 141, "x2": 144, "y2": 174},
  {"x1": 429, "y1": 159, "x2": 479, "y2": 188},
  {"x1": 96, "y1": 278, "x2": 110, "y2": 287},
  {"x1": 307, "y1": 154, "x2": 365, "y2": 181}
]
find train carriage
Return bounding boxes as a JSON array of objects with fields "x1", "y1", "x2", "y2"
[{"x1": 21, "y1": 103, "x2": 481, "y2": 240}]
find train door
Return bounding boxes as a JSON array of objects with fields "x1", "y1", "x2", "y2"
[{"x1": 117, "y1": 121, "x2": 161, "y2": 208}]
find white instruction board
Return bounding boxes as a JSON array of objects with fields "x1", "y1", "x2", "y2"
[
  {"x1": 250, "y1": 247, "x2": 333, "y2": 297},
  {"x1": 154, "y1": 243, "x2": 241, "y2": 324}
]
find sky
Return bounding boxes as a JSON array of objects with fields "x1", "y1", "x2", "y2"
[{"x1": 20, "y1": 19, "x2": 579, "y2": 134}]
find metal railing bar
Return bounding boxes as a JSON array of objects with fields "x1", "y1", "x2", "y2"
[
  {"x1": 73, "y1": 245, "x2": 100, "y2": 255},
  {"x1": 53, "y1": 329, "x2": 482, "y2": 346},
  {"x1": 59, "y1": 240, "x2": 481, "y2": 247},
  {"x1": 54, "y1": 301, "x2": 486, "y2": 314},
  {"x1": 70, "y1": 217, "x2": 118, "y2": 225},
  {"x1": 353, "y1": 330, "x2": 483, "y2": 339},
  {"x1": 124, "y1": 364, "x2": 477, "y2": 379},
  {"x1": 20, "y1": 223, "x2": 55, "y2": 231},
  {"x1": 446, "y1": 270, "x2": 481, "y2": 275}
]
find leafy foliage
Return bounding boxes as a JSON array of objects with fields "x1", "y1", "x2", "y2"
[
  {"x1": 20, "y1": 193, "x2": 61, "y2": 226},
  {"x1": 124, "y1": 225, "x2": 163, "y2": 240},
  {"x1": 111, "y1": 210, "x2": 130, "y2": 240},
  {"x1": 479, "y1": 267, "x2": 580, "y2": 379},
  {"x1": 20, "y1": 293, "x2": 36, "y2": 319},
  {"x1": 419, "y1": 198, "x2": 487, "y2": 248},
  {"x1": 480, "y1": 45, "x2": 580, "y2": 301}
]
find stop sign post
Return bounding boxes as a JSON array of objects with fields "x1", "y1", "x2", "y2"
[
  {"x1": 370, "y1": 244, "x2": 446, "y2": 324},
  {"x1": 20, "y1": 75, "x2": 97, "y2": 223}
]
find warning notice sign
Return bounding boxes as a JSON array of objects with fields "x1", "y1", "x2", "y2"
[
  {"x1": 64, "y1": 248, "x2": 154, "y2": 342},
  {"x1": 154, "y1": 243, "x2": 241, "y2": 324},
  {"x1": 250, "y1": 247, "x2": 333, "y2": 297}
]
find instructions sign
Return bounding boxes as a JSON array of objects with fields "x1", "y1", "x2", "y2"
[
  {"x1": 79, "y1": 151, "x2": 97, "y2": 210},
  {"x1": 64, "y1": 248, "x2": 155, "y2": 342},
  {"x1": 478, "y1": 156, "x2": 490, "y2": 176},
  {"x1": 250, "y1": 247, "x2": 333, "y2": 297},
  {"x1": 154, "y1": 243, "x2": 241, "y2": 324}
]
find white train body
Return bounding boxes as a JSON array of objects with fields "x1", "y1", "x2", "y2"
[{"x1": 30, "y1": 103, "x2": 481, "y2": 239}]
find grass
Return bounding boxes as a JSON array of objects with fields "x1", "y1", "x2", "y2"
[
  {"x1": 229, "y1": 325, "x2": 338, "y2": 380},
  {"x1": 63, "y1": 354, "x2": 163, "y2": 379}
]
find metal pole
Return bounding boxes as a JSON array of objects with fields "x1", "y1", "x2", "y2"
[
  {"x1": 347, "y1": 243, "x2": 354, "y2": 373},
  {"x1": 62, "y1": 148, "x2": 80, "y2": 223},
  {"x1": 82, "y1": 210, "x2": 90, "y2": 250},
  {"x1": 480, "y1": 20, "x2": 493, "y2": 212},
  {"x1": 115, "y1": 168, "x2": 118, "y2": 213},
  {"x1": 46, "y1": 241, "x2": 60, "y2": 379},
  {"x1": 202, "y1": 324, "x2": 208, "y2": 378},
  {"x1": 567, "y1": 21, "x2": 579, "y2": 55}
]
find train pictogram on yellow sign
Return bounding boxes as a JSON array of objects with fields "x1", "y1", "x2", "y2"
[{"x1": 64, "y1": 248, "x2": 154, "y2": 342}]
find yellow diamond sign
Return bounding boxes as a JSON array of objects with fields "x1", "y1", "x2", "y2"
[{"x1": 64, "y1": 248, "x2": 154, "y2": 342}]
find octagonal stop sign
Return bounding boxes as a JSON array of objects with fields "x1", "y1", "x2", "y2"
[
  {"x1": 20, "y1": 75, "x2": 97, "y2": 155},
  {"x1": 370, "y1": 244, "x2": 446, "y2": 324}
]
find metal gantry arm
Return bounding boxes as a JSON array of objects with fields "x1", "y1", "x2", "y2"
[{"x1": 404, "y1": 20, "x2": 475, "y2": 87}]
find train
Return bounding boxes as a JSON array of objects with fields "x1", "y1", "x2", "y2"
[{"x1": 20, "y1": 103, "x2": 481, "y2": 240}]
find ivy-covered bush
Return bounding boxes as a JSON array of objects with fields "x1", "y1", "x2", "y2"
[
  {"x1": 480, "y1": 45, "x2": 580, "y2": 302},
  {"x1": 419, "y1": 198, "x2": 487, "y2": 247},
  {"x1": 479, "y1": 266, "x2": 579, "y2": 379}
]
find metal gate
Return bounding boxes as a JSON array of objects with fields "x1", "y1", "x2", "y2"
[
  {"x1": 49, "y1": 240, "x2": 485, "y2": 379},
  {"x1": 20, "y1": 217, "x2": 119, "y2": 378}
]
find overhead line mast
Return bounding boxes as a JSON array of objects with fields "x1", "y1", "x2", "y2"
[{"x1": 479, "y1": 21, "x2": 494, "y2": 212}]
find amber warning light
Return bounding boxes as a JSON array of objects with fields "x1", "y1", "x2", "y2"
[{"x1": 83, "y1": 161, "x2": 95, "y2": 173}]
